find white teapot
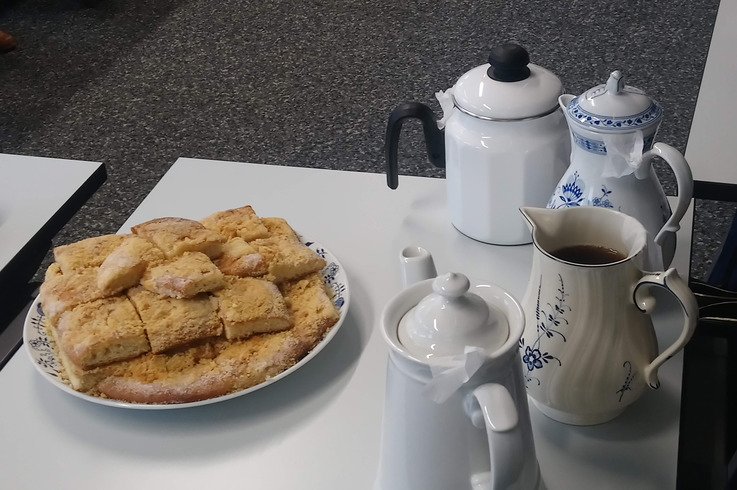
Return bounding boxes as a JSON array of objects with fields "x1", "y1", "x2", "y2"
[
  {"x1": 548, "y1": 71, "x2": 693, "y2": 270},
  {"x1": 385, "y1": 44, "x2": 570, "y2": 245},
  {"x1": 376, "y1": 246, "x2": 544, "y2": 490}
]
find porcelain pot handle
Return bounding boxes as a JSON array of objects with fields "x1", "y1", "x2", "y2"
[
  {"x1": 637, "y1": 143, "x2": 694, "y2": 247},
  {"x1": 466, "y1": 383, "x2": 524, "y2": 490},
  {"x1": 633, "y1": 268, "x2": 699, "y2": 389}
]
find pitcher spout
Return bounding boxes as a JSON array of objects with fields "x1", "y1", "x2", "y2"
[
  {"x1": 520, "y1": 206, "x2": 648, "y2": 263},
  {"x1": 558, "y1": 94, "x2": 575, "y2": 112},
  {"x1": 519, "y1": 207, "x2": 563, "y2": 246}
]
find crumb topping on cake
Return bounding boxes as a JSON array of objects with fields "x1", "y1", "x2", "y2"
[{"x1": 38, "y1": 206, "x2": 342, "y2": 404}]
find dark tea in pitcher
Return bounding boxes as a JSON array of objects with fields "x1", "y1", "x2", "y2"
[{"x1": 551, "y1": 245, "x2": 627, "y2": 265}]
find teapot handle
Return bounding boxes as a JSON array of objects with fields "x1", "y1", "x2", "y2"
[
  {"x1": 385, "y1": 102, "x2": 446, "y2": 189},
  {"x1": 637, "y1": 143, "x2": 694, "y2": 247},
  {"x1": 466, "y1": 383, "x2": 526, "y2": 490},
  {"x1": 633, "y1": 268, "x2": 698, "y2": 389}
]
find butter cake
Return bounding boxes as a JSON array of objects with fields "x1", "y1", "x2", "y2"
[
  {"x1": 36, "y1": 205, "x2": 345, "y2": 405},
  {"x1": 141, "y1": 252, "x2": 225, "y2": 298},
  {"x1": 40, "y1": 266, "x2": 111, "y2": 325},
  {"x1": 281, "y1": 272, "x2": 340, "y2": 349},
  {"x1": 132, "y1": 217, "x2": 224, "y2": 259},
  {"x1": 214, "y1": 237, "x2": 268, "y2": 277},
  {"x1": 214, "y1": 277, "x2": 292, "y2": 339},
  {"x1": 47, "y1": 325, "x2": 115, "y2": 391},
  {"x1": 45, "y1": 262, "x2": 63, "y2": 280},
  {"x1": 54, "y1": 234, "x2": 127, "y2": 274},
  {"x1": 201, "y1": 205, "x2": 270, "y2": 242},
  {"x1": 127, "y1": 286, "x2": 223, "y2": 353},
  {"x1": 97, "y1": 235, "x2": 166, "y2": 295},
  {"x1": 96, "y1": 340, "x2": 237, "y2": 404},
  {"x1": 252, "y1": 236, "x2": 326, "y2": 283},
  {"x1": 262, "y1": 217, "x2": 299, "y2": 240},
  {"x1": 94, "y1": 272, "x2": 340, "y2": 404},
  {"x1": 56, "y1": 296, "x2": 150, "y2": 370}
]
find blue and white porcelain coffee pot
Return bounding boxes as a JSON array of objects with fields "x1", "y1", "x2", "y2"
[{"x1": 548, "y1": 71, "x2": 693, "y2": 269}]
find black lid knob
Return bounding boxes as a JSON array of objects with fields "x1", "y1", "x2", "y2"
[{"x1": 487, "y1": 44, "x2": 531, "y2": 82}]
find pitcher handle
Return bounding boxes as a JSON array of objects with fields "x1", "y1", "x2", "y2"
[
  {"x1": 638, "y1": 143, "x2": 693, "y2": 247},
  {"x1": 467, "y1": 383, "x2": 525, "y2": 490},
  {"x1": 633, "y1": 268, "x2": 698, "y2": 388}
]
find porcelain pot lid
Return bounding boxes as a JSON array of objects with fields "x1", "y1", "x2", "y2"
[
  {"x1": 451, "y1": 43, "x2": 563, "y2": 120},
  {"x1": 397, "y1": 273, "x2": 508, "y2": 360},
  {"x1": 565, "y1": 70, "x2": 663, "y2": 132}
]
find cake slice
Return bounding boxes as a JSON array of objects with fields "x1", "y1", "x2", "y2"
[
  {"x1": 127, "y1": 286, "x2": 223, "y2": 353},
  {"x1": 281, "y1": 273, "x2": 340, "y2": 349},
  {"x1": 141, "y1": 252, "x2": 225, "y2": 299},
  {"x1": 200, "y1": 205, "x2": 270, "y2": 242},
  {"x1": 213, "y1": 277, "x2": 292, "y2": 339},
  {"x1": 46, "y1": 323, "x2": 117, "y2": 392},
  {"x1": 214, "y1": 237, "x2": 268, "y2": 277},
  {"x1": 39, "y1": 266, "x2": 111, "y2": 325},
  {"x1": 54, "y1": 234, "x2": 127, "y2": 274},
  {"x1": 97, "y1": 235, "x2": 166, "y2": 295},
  {"x1": 262, "y1": 217, "x2": 300, "y2": 241},
  {"x1": 252, "y1": 236, "x2": 326, "y2": 283},
  {"x1": 132, "y1": 217, "x2": 224, "y2": 259},
  {"x1": 95, "y1": 339, "x2": 237, "y2": 404},
  {"x1": 45, "y1": 262, "x2": 63, "y2": 280},
  {"x1": 56, "y1": 296, "x2": 150, "y2": 370}
]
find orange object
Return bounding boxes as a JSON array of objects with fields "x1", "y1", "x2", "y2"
[{"x1": 0, "y1": 30, "x2": 17, "y2": 52}]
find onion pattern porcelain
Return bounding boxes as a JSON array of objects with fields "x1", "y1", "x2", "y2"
[
  {"x1": 376, "y1": 246, "x2": 544, "y2": 490},
  {"x1": 548, "y1": 71, "x2": 693, "y2": 269},
  {"x1": 519, "y1": 207, "x2": 698, "y2": 425},
  {"x1": 385, "y1": 43, "x2": 569, "y2": 245}
]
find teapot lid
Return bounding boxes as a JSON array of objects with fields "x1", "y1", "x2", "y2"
[
  {"x1": 565, "y1": 70, "x2": 663, "y2": 131},
  {"x1": 452, "y1": 44, "x2": 564, "y2": 120},
  {"x1": 397, "y1": 272, "x2": 508, "y2": 360}
]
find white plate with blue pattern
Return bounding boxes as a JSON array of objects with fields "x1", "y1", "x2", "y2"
[{"x1": 24, "y1": 239, "x2": 349, "y2": 410}]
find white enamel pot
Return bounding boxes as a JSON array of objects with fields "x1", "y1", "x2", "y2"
[{"x1": 385, "y1": 44, "x2": 570, "y2": 245}]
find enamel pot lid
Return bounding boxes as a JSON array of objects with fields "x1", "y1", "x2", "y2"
[
  {"x1": 564, "y1": 70, "x2": 663, "y2": 132},
  {"x1": 451, "y1": 43, "x2": 564, "y2": 121}
]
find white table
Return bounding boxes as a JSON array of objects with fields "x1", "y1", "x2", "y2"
[
  {"x1": 0, "y1": 153, "x2": 105, "y2": 275},
  {"x1": 0, "y1": 153, "x2": 105, "y2": 367},
  {"x1": 685, "y1": 0, "x2": 737, "y2": 200},
  {"x1": 0, "y1": 159, "x2": 693, "y2": 489}
]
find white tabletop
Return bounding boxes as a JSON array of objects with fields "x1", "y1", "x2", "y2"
[
  {"x1": 685, "y1": 0, "x2": 737, "y2": 188},
  {"x1": 0, "y1": 159, "x2": 693, "y2": 489},
  {"x1": 0, "y1": 153, "x2": 105, "y2": 273}
]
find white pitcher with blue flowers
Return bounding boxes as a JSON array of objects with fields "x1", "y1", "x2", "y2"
[
  {"x1": 548, "y1": 71, "x2": 693, "y2": 270},
  {"x1": 519, "y1": 206, "x2": 698, "y2": 426}
]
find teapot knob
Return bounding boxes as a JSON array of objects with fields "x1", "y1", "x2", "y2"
[
  {"x1": 487, "y1": 43, "x2": 531, "y2": 82},
  {"x1": 606, "y1": 70, "x2": 625, "y2": 95},
  {"x1": 432, "y1": 272, "x2": 470, "y2": 298}
]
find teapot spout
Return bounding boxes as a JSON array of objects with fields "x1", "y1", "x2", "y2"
[
  {"x1": 400, "y1": 246, "x2": 437, "y2": 288},
  {"x1": 558, "y1": 94, "x2": 575, "y2": 112}
]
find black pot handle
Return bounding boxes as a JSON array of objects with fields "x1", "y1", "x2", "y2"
[{"x1": 384, "y1": 102, "x2": 445, "y2": 189}]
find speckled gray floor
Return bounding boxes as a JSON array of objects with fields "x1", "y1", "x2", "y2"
[{"x1": 1, "y1": 0, "x2": 733, "y2": 280}]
